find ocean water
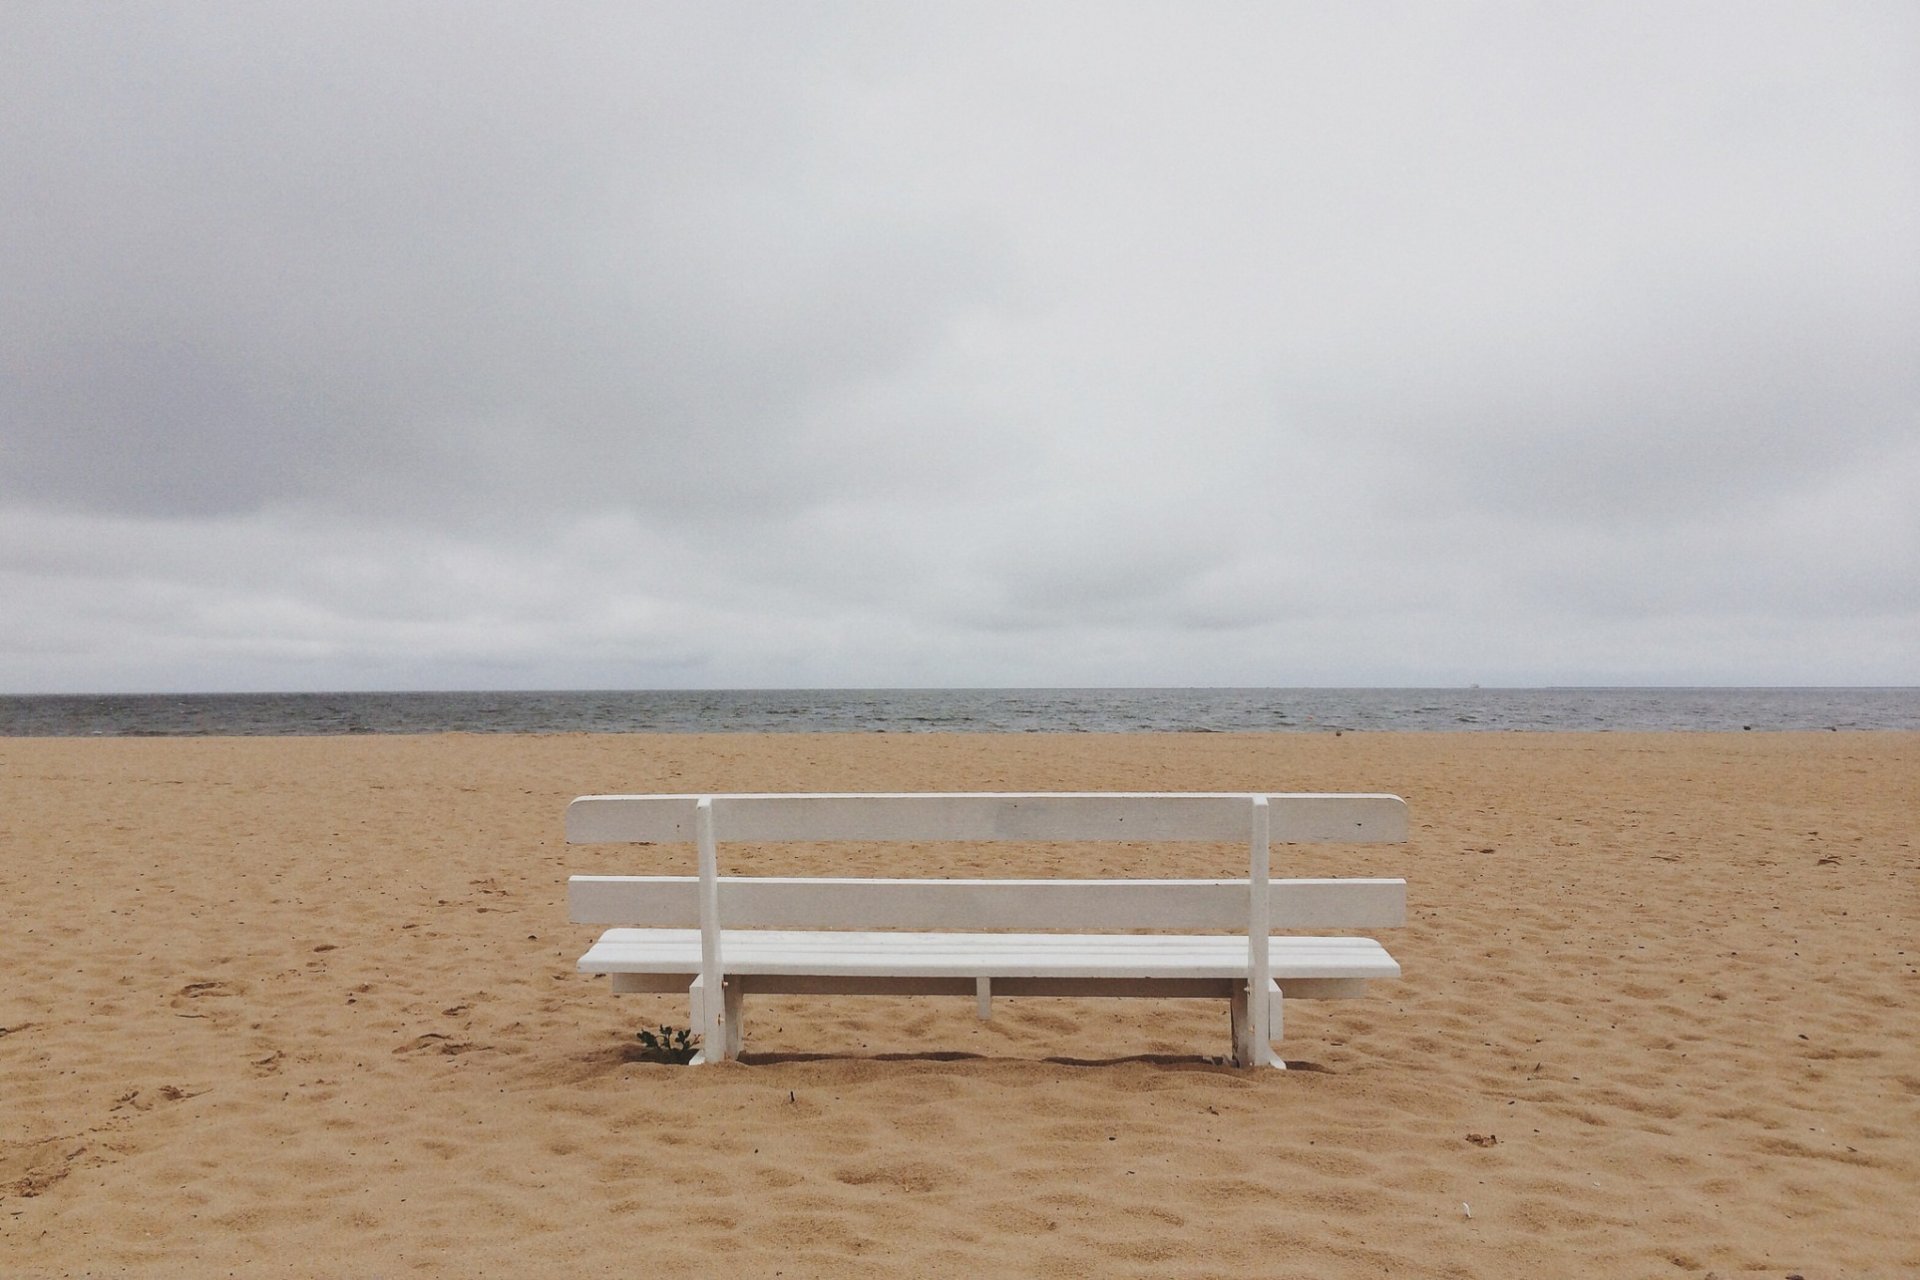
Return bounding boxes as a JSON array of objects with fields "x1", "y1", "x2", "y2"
[{"x1": 1, "y1": 687, "x2": 1916, "y2": 736}]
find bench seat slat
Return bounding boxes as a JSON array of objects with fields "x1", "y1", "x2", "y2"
[
  {"x1": 579, "y1": 928, "x2": 1399, "y2": 982},
  {"x1": 602, "y1": 972, "x2": 1375, "y2": 1000}
]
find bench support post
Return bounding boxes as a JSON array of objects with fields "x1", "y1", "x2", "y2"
[
  {"x1": 695, "y1": 798, "x2": 727, "y2": 1061},
  {"x1": 685, "y1": 975, "x2": 744, "y2": 1062},
  {"x1": 686, "y1": 976, "x2": 710, "y2": 1065},
  {"x1": 723, "y1": 978, "x2": 744, "y2": 1059},
  {"x1": 975, "y1": 977, "x2": 992, "y2": 1019},
  {"x1": 1231, "y1": 979, "x2": 1287, "y2": 1070},
  {"x1": 1243, "y1": 796, "x2": 1274, "y2": 1067}
]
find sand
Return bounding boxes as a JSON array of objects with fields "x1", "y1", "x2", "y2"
[{"x1": 2, "y1": 730, "x2": 1916, "y2": 1278}]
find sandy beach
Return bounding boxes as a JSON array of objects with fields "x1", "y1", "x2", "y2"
[{"x1": 2, "y1": 730, "x2": 1916, "y2": 1278}]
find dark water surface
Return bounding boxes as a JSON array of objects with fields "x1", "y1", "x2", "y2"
[{"x1": 2, "y1": 687, "x2": 1915, "y2": 736}]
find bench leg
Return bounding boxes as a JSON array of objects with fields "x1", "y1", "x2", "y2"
[
  {"x1": 1230, "y1": 980, "x2": 1286, "y2": 1070},
  {"x1": 687, "y1": 976, "x2": 732, "y2": 1065},
  {"x1": 723, "y1": 978, "x2": 745, "y2": 1059},
  {"x1": 976, "y1": 977, "x2": 992, "y2": 1020}
]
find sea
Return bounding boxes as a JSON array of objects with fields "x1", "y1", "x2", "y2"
[{"x1": 1, "y1": 687, "x2": 1916, "y2": 736}]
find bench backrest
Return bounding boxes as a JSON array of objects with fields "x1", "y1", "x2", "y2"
[
  {"x1": 569, "y1": 875, "x2": 1405, "y2": 930},
  {"x1": 568, "y1": 792, "x2": 1406, "y2": 1057},
  {"x1": 567, "y1": 791, "x2": 1406, "y2": 929},
  {"x1": 566, "y1": 791, "x2": 1407, "y2": 846}
]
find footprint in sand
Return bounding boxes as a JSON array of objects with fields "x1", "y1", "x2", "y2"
[
  {"x1": 168, "y1": 980, "x2": 248, "y2": 1024},
  {"x1": 112, "y1": 1085, "x2": 206, "y2": 1112},
  {"x1": 394, "y1": 1032, "x2": 481, "y2": 1056}
]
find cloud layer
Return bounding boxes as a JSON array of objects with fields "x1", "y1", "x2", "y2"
[{"x1": 4, "y1": 3, "x2": 1916, "y2": 691}]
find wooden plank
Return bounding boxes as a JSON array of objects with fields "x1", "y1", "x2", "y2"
[
  {"x1": 976, "y1": 976, "x2": 1237, "y2": 1000},
  {"x1": 569, "y1": 875, "x2": 1407, "y2": 930},
  {"x1": 606, "y1": 971, "x2": 1372, "y2": 1000},
  {"x1": 1271, "y1": 878, "x2": 1408, "y2": 928},
  {"x1": 569, "y1": 792, "x2": 1249, "y2": 842},
  {"x1": 742, "y1": 975, "x2": 1237, "y2": 999},
  {"x1": 567, "y1": 794, "x2": 701, "y2": 843},
  {"x1": 1267, "y1": 793, "x2": 1408, "y2": 844},
  {"x1": 566, "y1": 792, "x2": 1407, "y2": 846},
  {"x1": 715, "y1": 793, "x2": 1254, "y2": 842},
  {"x1": 745, "y1": 975, "x2": 1237, "y2": 998},
  {"x1": 578, "y1": 928, "x2": 1399, "y2": 982}
]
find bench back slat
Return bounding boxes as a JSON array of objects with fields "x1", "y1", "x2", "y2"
[
  {"x1": 569, "y1": 875, "x2": 1407, "y2": 931},
  {"x1": 566, "y1": 792, "x2": 1407, "y2": 846}
]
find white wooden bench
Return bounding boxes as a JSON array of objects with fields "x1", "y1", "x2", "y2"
[{"x1": 567, "y1": 792, "x2": 1407, "y2": 1067}]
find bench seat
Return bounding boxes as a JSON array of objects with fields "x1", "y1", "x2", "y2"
[{"x1": 579, "y1": 928, "x2": 1398, "y2": 984}]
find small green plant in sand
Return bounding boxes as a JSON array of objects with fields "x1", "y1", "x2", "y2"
[{"x1": 632, "y1": 1025, "x2": 700, "y2": 1064}]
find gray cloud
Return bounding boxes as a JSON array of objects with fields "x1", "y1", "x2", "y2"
[{"x1": 3, "y1": 2, "x2": 1916, "y2": 691}]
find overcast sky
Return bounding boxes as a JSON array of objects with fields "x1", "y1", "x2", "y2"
[{"x1": 3, "y1": 3, "x2": 1916, "y2": 692}]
